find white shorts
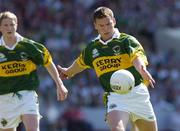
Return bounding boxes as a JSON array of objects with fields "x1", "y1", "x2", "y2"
[
  {"x1": 107, "y1": 83, "x2": 156, "y2": 122},
  {"x1": 0, "y1": 91, "x2": 40, "y2": 129}
]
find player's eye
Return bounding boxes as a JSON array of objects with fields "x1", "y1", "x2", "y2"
[
  {"x1": 106, "y1": 22, "x2": 112, "y2": 26},
  {"x1": 3, "y1": 24, "x2": 8, "y2": 27},
  {"x1": 99, "y1": 25, "x2": 104, "y2": 27},
  {"x1": 10, "y1": 23, "x2": 15, "y2": 26}
]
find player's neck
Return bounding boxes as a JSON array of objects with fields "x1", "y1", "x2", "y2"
[
  {"x1": 101, "y1": 31, "x2": 115, "y2": 42},
  {"x1": 3, "y1": 35, "x2": 17, "y2": 47}
]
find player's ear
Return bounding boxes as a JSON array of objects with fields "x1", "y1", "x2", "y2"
[{"x1": 112, "y1": 17, "x2": 116, "y2": 26}]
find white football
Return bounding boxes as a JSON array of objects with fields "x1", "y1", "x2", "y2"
[{"x1": 110, "y1": 69, "x2": 135, "y2": 94}]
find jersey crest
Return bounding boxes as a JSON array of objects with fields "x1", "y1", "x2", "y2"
[{"x1": 112, "y1": 45, "x2": 121, "y2": 55}]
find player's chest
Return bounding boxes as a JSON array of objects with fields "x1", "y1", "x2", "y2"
[
  {"x1": 0, "y1": 47, "x2": 29, "y2": 63},
  {"x1": 90, "y1": 43, "x2": 126, "y2": 60}
]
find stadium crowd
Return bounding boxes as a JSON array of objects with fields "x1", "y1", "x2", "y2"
[{"x1": 1, "y1": 0, "x2": 180, "y2": 130}]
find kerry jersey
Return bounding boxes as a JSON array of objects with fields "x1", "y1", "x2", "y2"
[
  {"x1": 0, "y1": 37, "x2": 52, "y2": 95},
  {"x1": 76, "y1": 33, "x2": 148, "y2": 92}
]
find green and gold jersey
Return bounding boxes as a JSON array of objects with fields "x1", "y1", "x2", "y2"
[
  {"x1": 0, "y1": 37, "x2": 52, "y2": 95},
  {"x1": 76, "y1": 32, "x2": 148, "y2": 92}
]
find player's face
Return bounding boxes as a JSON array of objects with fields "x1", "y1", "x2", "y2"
[
  {"x1": 0, "y1": 18, "x2": 17, "y2": 37},
  {"x1": 94, "y1": 16, "x2": 116, "y2": 41}
]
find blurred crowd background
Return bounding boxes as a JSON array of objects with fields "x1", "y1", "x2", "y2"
[{"x1": 1, "y1": 0, "x2": 180, "y2": 131}]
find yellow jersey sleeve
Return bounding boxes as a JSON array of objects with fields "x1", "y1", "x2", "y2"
[
  {"x1": 76, "y1": 53, "x2": 91, "y2": 69},
  {"x1": 129, "y1": 37, "x2": 148, "y2": 65},
  {"x1": 43, "y1": 47, "x2": 53, "y2": 67}
]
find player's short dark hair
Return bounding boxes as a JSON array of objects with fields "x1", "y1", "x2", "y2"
[{"x1": 93, "y1": 7, "x2": 114, "y2": 22}]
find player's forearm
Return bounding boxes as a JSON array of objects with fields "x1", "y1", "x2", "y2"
[
  {"x1": 133, "y1": 57, "x2": 146, "y2": 75},
  {"x1": 46, "y1": 62, "x2": 64, "y2": 86},
  {"x1": 66, "y1": 60, "x2": 85, "y2": 77}
]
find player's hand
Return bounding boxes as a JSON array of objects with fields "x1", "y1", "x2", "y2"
[
  {"x1": 57, "y1": 65, "x2": 69, "y2": 80},
  {"x1": 56, "y1": 83, "x2": 68, "y2": 101},
  {"x1": 140, "y1": 66, "x2": 155, "y2": 88}
]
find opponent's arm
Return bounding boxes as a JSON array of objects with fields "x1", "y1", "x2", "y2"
[
  {"x1": 45, "y1": 62, "x2": 68, "y2": 101},
  {"x1": 133, "y1": 57, "x2": 155, "y2": 88}
]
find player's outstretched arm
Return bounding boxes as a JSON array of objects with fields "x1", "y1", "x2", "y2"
[
  {"x1": 45, "y1": 62, "x2": 68, "y2": 101},
  {"x1": 57, "y1": 60, "x2": 85, "y2": 80},
  {"x1": 133, "y1": 57, "x2": 155, "y2": 88}
]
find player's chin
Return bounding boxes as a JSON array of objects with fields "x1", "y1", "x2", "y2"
[{"x1": 6, "y1": 32, "x2": 15, "y2": 36}]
